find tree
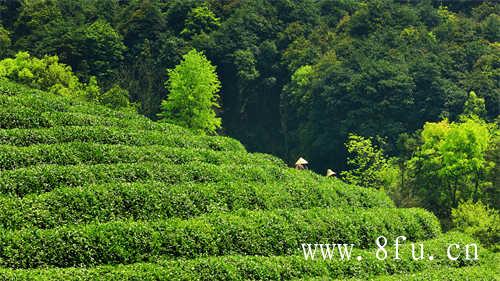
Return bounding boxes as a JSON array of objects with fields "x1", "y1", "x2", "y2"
[
  {"x1": 158, "y1": 49, "x2": 221, "y2": 134},
  {"x1": 80, "y1": 19, "x2": 126, "y2": 84},
  {"x1": 408, "y1": 118, "x2": 494, "y2": 218},
  {"x1": 101, "y1": 84, "x2": 130, "y2": 109},
  {"x1": 340, "y1": 134, "x2": 398, "y2": 191},
  {"x1": 0, "y1": 25, "x2": 10, "y2": 58},
  {"x1": 462, "y1": 91, "x2": 486, "y2": 119},
  {"x1": 181, "y1": 5, "x2": 220, "y2": 38}
]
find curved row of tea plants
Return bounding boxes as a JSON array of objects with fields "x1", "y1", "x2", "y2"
[
  {"x1": 0, "y1": 207, "x2": 440, "y2": 268},
  {"x1": 0, "y1": 79, "x2": 143, "y2": 120},
  {"x1": 0, "y1": 108, "x2": 188, "y2": 131},
  {"x1": 0, "y1": 126, "x2": 242, "y2": 151},
  {"x1": 0, "y1": 180, "x2": 393, "y2": 230},
  {"x1": 0, "y1": 233, "x2": 487, "y2": 280},
  {"x1": 0, "y1": 142, "x2": 281, "y2": 170},
  {"x1": 0, "y1": 162, "x2": 287, "y2": 196}
]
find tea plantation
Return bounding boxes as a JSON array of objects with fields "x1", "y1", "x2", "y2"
[{"x1": 0, "y1": 79, "x2": 497, "y2": 280}]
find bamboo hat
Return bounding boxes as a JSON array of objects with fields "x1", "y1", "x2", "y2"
[
  {"x1": 326, "y1": 169, "x2": 336, "y2": 177},
  {"x1": 295, "y1": 157, "x2": 308, "y2": 165}
]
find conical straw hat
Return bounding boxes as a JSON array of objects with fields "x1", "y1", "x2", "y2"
[
  {"x1": 295, "y1": 157, "x2": 308, "y2": 165},
  {"x1": 326, "y1": 169, "x2": 336, "y2": 177}
]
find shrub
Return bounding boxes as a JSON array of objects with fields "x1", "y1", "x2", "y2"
[
  {"x1": 100, "y1": 85, "x2": 130, "y2": 109},
  {"x1": 0, "y1": 52, "x2": 89, "y2": 97},
  {"x1": 0, "y1": 208, "x2": 440, "y2": 268},
  {"x1": 452, "y1": 200, "x2": 500, "y2": 252}
]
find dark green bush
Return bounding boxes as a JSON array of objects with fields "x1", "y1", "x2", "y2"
[
  {"x1": 0, "y1": 207, "x2": 440, "y2": 268},
  {"x1": 0, "y1": 180, "x2": 393, "y2": 230},
  {"x1": 100, "y1": 85, "x2": 130, "y2": 109}
]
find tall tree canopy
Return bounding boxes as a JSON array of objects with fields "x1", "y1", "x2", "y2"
[{"x1": 159, "y1": 49, "x2": 221, "y2": 134}]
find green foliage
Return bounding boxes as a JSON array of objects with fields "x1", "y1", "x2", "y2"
[
  {"x1": 0, "y1": 142, "x2": 279, "y2": 170},
  {"x1": 0, "y1": 25, "x2": 10, "y2": 57},
  {"x1": 0, "y1": 126, "x2": 242, "y2": 151},
  {"x1": 452, "y1": 200, "x2": 500, "y2": 251},
  {"x1": 322, "y1": 253, "x2": 499, "y2": 280},
  {"x1": 159, "y1": 49, "x2": 221, "y2": 134},
  {"x1": 100, "y1": 84, "x2": 130, "y2": 109},
  {"x1": 461, "y1": 91, "x2": 487, "y2": 120},
  {"x1": 0, "y1": 207, "x2": 439, "y2": 268},
  {"x1": 341, "y1": 134, "x2": 398, "y2": 191},
  {"x1": 0, "y1": 52, "x2": 88, "y2": 96},
  {"x1": 0, "y1": 2, "x2": 498, "y2": 278},
  {"x1": 181, "y1": 5, "x2": 220, "y2": 38},
  {"x1": 0, "y1": 180, "x2": 391, "y2": 231},
  {"x1": 0, "y1": 233, "x2": 484, "y2": 280},
  {"x1": 81, "y1": 19, "x2": 126, "y2": 82},
  {"x1": 409, "y1": 118, "x2": 494, "y2": 217},
  {"x1": 1, "y1": 0, "x2": 498, "y2": 172}
]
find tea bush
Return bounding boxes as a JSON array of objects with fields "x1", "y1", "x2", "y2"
[
  {"x1": 0, "y1": 180, "x2": 393, "y2": 230},
  {"x1": 0, "y1": 208, "x2": 440, "y2": 268}
]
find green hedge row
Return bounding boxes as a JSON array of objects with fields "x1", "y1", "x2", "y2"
[
  {"x1": 0, "y1": 233, "x2": 485, "y2": 279},
  {"x1": 0, "y1": 162, "x2": 289, "y2": 197},
  {"x1": 0, "y1": 142, "x2": 274, "y2": 170},
  {"x1": 0, "y1": 207, "x2": 440, "y2": 268},
  {"x1": 317, "y1": 253, "x2": 499, "y2": 281},
  {"x1": 340, "y1": 263, "x2": 498, "y2": 281},
  {"x1": 0, "y1": 126, "x2": 243, "y2": 151},
  {"x1": 0, "y1": 180, "x2": 393, "y2": 230},
  {"x1": 0, "y1": 108, "x2": 181, "y2": 131},
  {"x1": 0, "y1": 79, "x2": 141, "y2": 120}
]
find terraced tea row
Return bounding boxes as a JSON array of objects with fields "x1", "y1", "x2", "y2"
[
  {"x1": 0, "y1": 108, "x2": 187, "y2": 131},
  {"x1": 334, "y1": 258, "x2": 498, "y2": 281},
  {"x1": 0, "y1": 126, "x2": 243, "y2": 151},
  {"x1": 0, "y1": 142, "x2": 279, "y2": 170},
  {"x1": 0, "y1": 161, "x2": 343, "y2": 196},
  {"x1": 0, "y1": 180, "x2": 393, "y2": 230},
  {"x1": 0, "y1": 233, "x2": 485, "y2": 280},
  {"x1": 0, "y1": 207, "x2": 439, "y2": 268},
  {"x1": 0, "y1": 79, "x2": 142, "y2": 120}
]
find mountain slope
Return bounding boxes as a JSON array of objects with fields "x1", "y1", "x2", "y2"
[{"x1": 0, "y1": 79, "x2": 491, "y2": 280}]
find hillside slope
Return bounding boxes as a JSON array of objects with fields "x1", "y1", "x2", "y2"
[{"x1": 0, "y1": 79, "x2": 495, "y2": 280}]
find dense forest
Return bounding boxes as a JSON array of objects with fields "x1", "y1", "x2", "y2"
[{"x1": 1, "y1": 0, "x2": 499, "y2": 217}]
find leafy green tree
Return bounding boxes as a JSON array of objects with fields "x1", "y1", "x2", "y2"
[
  {"x1": 341, "y1": 134, "x2": 398, "y2": 191},
  {"x1": 101, "y1": 84, "x2": 130, "y2": 109},
  {"x1": 181, "y1": 5, "x2": 220, "y2": 38},
  {"x1": 409, "y1": 118, "x2": 494, "y2": 218},
  {"x1": 81, "y1": 19, "x2": 126, "y2": 84},
  {"x1": 159, "y1": 49, "x2": 221, "y2": 134},
  {"x1": 462, "y1": 91, "x2": 487, "y2": 119},
  {"x1": 0, "y1": 25, "x2": 10, "y2": 57}
]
